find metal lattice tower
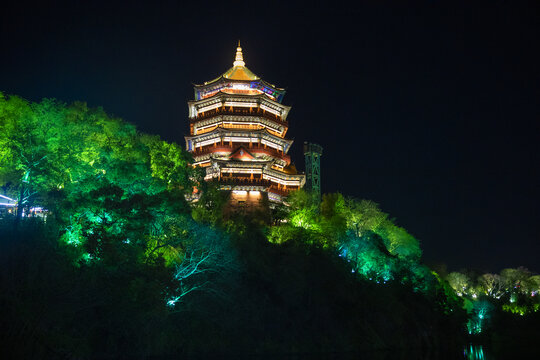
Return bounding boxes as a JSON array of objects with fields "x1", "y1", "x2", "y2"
[{"x1": 303, "y1": 142, "x2": 323, "y2": 198}]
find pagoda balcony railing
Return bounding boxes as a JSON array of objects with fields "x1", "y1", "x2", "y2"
[
  {"x1": 217, "y1": 177, "x2": 297, "y2": 196},
  {"x1": 191, "y1": 107, "x2": 288, "y2": 127},
  {"x1": 191, "y1": 144, "x2": 291, "y2": 163},
  {"x1": 217, "y1": 176, "x2": 274, "y2": 188}
]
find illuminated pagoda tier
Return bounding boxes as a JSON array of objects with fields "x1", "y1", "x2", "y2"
[{"x1": 185, "y1": 42, "x2": 305, "y2": 204}]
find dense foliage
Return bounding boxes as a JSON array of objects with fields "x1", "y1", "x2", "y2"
[
  {"x1": 269, "y1": 191, "x2": 424, "y2": 282},
  {"x1": 440, "y1": 266, "x2": 540, "y2": 345},
  {"x1": 1, "y1": 93, "x2": 536, "y2": 358}
]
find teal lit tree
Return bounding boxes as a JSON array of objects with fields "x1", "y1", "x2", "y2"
[{"x1": 467, "y1": 299, "x2": 494, "y2": 334}]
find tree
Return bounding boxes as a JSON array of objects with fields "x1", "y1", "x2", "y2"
[
  {"x1": 319, "y1": 193, "x2": 347, "y2": 247},
  {"x1": 285, "y1": 189, "x2": 321, "y2": 231},
  {"x1": 523, "y1": 275, "x2": 540, "y2": 296},
  {"x1": 468, "y1": 299, "x2": 494, "y2": 334},
  {"x1": 478, "y1": 273, "x2": 507, "y2": 299},
  {"x1": 376, "y1": 220, "x2": 422, "y2": 260},
  {"x1": 501, "y1": 267, "x2": 531, "y2": 294},
  {"x1": 165, "y1": 218, "x2": 238, "y2": 307},
  {"x1": 142, "y1": 135, "x2": 194, "y2": 191},
  {"x1": 0, "y1": 95, "x2": 69, "y2": 219},
  {"x1": 338, "y1": 229, "x2": 396, "y2": 281},
  {"x1": 343, "y1": 198, "x2": 387, "y2": 237},
  {"x1": 446, "y1": 272, "x2": 471, "y2": 297}
]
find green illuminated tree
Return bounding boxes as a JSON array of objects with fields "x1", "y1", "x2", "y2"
[
  {"x1": 319, "y1": 193, "x2": 347, "y2": 246},
  {"x1": 344, "y1": 232, "x2": 396, "y2": 280},
  {"x1": 141, "y1": 135, "x2": 194, "y2": 191},
  {"x1": 166, "y1": 218, "x2": 238, "y2": 307},
  {"x1": 0, "y1": 94, "x2": 69, "y2": 218},
  {"x1": 523, "y1": 275, "x2": 540, "y2": 296},
  {"x1": 446, "y1": 272, "x2": 471, "y2": 297},
  {"x1": 286, "y1": 189, "x2": 321, "y2": 231},
  {"x1": 375, "y1": 220, "x2": 422, "y2": 260},
  {"x1": 467, "y1": 299, "x2": 494, "y2": 334},
  {"x1": 501, "y1": 267, "x2": 531, "y2": 296},
  {"x1": 1, "y1": 93, "x2": 195, "y2": 221},
  {"x1": 478, "y1": 273, "x2": 506, "y2": 298},
  {"x1": 343, "y1": 198, "x2": 387, "y2": 237}
]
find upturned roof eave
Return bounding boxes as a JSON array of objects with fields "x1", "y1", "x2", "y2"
[
  {"x1": 185, "y1": 127, "x2": 294, "y2": 145},
  {"x1": 187, "y1": 90, "x2": 291, "y2": 110},
  {"x1": 192, "y1": 74, "x2": 285, "y2": 92}
]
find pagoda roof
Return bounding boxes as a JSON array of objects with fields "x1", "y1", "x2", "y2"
[
  {"x1": 222, "y1": 65, "x2": 260, "y2": 81},
  {"x1": 185, "y1": 127, "x2": 294, "y2": 146},
  {"x1": 195, "y1": 76, "x2": 284, "y2": 94},
  {"x1": 282, "y1": 163, "x2": 299, "y2": 175},
  {"x1": 188, "y1": 90, "x2": 291, "y2": 109},
  {"x1": 193, "y1": 42, "x2": 284, "y2": 92},
  {"x1": 196, "y1": 73, "x2": 284, "y2": 92},
  {"x1": 199, "y1": 67, "x2": 260, "y2": 86}
]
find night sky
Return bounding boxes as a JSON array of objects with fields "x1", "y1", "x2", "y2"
[{"x1": 2, "y1": 1, "x2": 539, "y2": 273}]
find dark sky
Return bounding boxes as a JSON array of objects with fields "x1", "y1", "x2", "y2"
[{"x1": 1, "y1": 0, "x2": 539, "y2": 273}]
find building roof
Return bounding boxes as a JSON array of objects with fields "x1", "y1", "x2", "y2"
[
  {"x1": 198, "y1": 42, "x2": 260, "y2": 85},
  {"x1": 188, "y1": 91, "x2": 291, "y2": 113},
  {"x1": 185, "y1": 127, "x2": 294, "y2": 148},
  {"x1": 222, "y1": 42, "x2": 260, "y2": 81},
  {"x1": 221, "y1": 65, "x2": 259, "y2": 81},
  {"x1": 282, "y1": 163, "x2": 299, "y2": 175},
  {"x1": 194, "y1": 43, "x2": 284, "y2": 93}
]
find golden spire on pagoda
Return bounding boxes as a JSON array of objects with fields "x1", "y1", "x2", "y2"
[
  {"x1": 233, "y1": 40, "x2": 245, "y2": 67},
  {"x1": 217, "y1": 41, "x2": 260, "y2": 81}
]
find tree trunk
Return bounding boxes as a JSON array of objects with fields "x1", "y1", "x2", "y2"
[{"x1": 14, "y1": 183, "x2": 25, "y2": 230}]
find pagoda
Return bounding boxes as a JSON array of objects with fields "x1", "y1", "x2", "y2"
[{"x1": 185, "y1": 42, "x2": 305, "y2": 207}]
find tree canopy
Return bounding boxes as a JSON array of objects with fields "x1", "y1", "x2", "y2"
[{"x1": 1, "y1": 92, "x2": 538, "y2": 357}]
